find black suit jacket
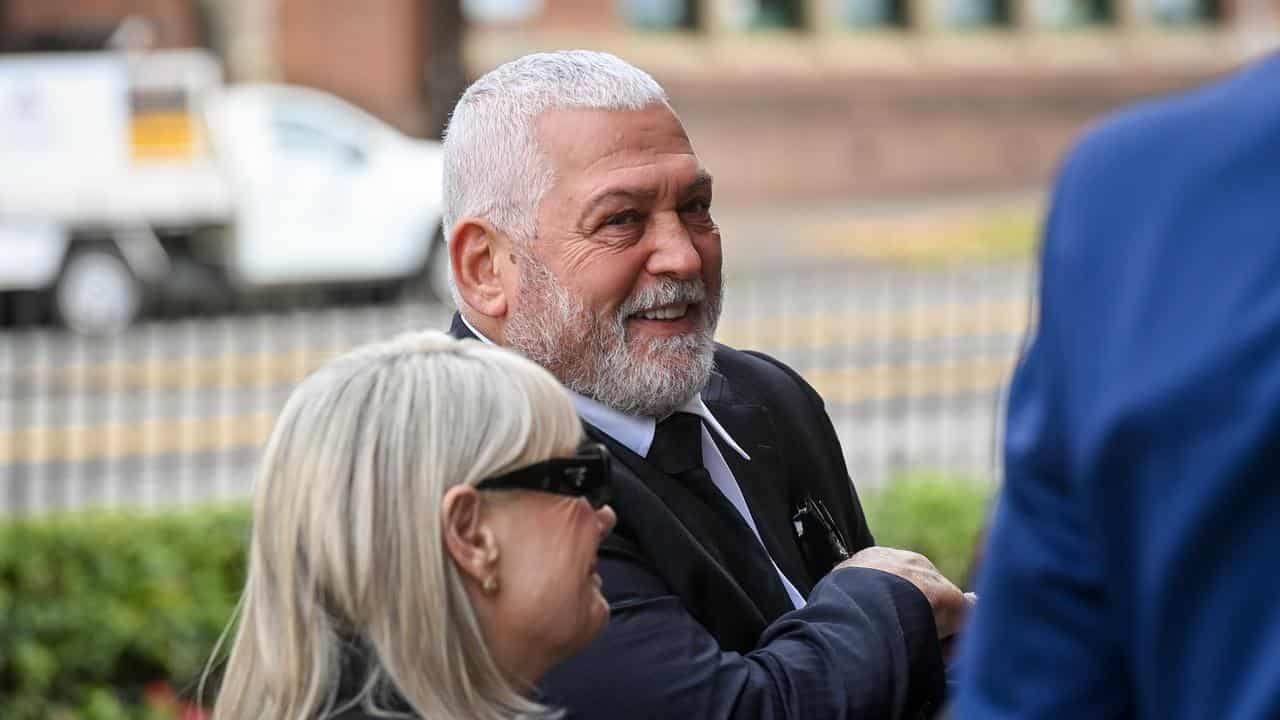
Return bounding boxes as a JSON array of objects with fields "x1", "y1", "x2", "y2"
[{"x1": 449, "y1": 314, "x2": 945, "y2": 719}]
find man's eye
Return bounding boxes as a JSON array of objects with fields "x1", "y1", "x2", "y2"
[
  {"x1": 603, "y1": 212, "x2": 642, "y2": 227},
  {"x1": 681, "y1": 199, "x2": 712, "y2": 215}
]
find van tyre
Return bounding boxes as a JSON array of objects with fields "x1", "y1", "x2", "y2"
[{"x1": 54, "y1": 245, "x2": 143, "y2": 335}]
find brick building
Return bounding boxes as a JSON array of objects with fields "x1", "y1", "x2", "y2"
[
  {"x1": 0, "y1": 0, "x2": 204, "y2": 50},
  {"x1": 0, "y1": 0, "x2": 464, "y2": 137},
  {"x1": 2, "y1": 0, "x2": 1276, "y2": 198},
  {"x1": 456, "y1": 0, "x2": 1277, "y2": 199}
]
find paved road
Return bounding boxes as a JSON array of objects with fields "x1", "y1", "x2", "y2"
[{"x1": 0, "y1": 198, "x2": 1037, "y2": 514}]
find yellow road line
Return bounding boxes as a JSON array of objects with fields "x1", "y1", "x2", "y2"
[
  {"x1": 1, "y1": 356, "x2": 1019, "y2": 465},
  {"x1": 807, "y1": 357, "x2": 1016, "y2": 404},
  {"x1": 796, "y1": 205, "x2": 1040, "y2": 265},
  {"x1": 0, "y1": 411, "x2": 277, "y2": 465},
  {"x1": 716, "y1": 299, "x2": 1030, "y2": 350},
  {"x1": 15, "y1": 347, "x2": 344, "y2": 393}
]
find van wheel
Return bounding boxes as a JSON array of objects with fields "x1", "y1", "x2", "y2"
[{"x1": 54, "y1": 245, "x2": 143, "y2": 335}]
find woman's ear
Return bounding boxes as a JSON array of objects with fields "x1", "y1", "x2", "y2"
[
  {"x1": 449, "y1": 218, "x2": 512, "y2": 320},
  {"x1": 441, "y1": 485, "x2": 500, "y2": 587}
]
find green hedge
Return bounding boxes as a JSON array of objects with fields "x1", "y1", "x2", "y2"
[
  {"x1": 0, "y1": 508, "x2": 250, "y2": 720},
  {"x1": 0, "y1": 477, "x2": 993, "y2": 719},
  {"x1": 863, "y1": 471, "x2": 994, "y2": 587}
]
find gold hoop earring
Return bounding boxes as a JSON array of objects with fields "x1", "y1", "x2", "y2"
[{"x1": 482, "y1": 575, "x2": 499, "y2": 595}]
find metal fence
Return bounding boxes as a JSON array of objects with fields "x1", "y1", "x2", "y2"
[{"x1": 0, "y1": 258, "x2": 1033, "y2": 515}]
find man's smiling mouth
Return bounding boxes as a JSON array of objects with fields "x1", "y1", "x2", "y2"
[{"x1": 633, "y1": 303, "x2": 691, "y2": 321}]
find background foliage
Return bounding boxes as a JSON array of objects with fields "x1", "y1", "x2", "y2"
[
  {"x1": 863, "y1": 471, "x2": 994, "y2": 587},
  {"x1": 0, "y1": 508, "x2": 249, "y2": 720},
  {"x1": 1, "y1": 475, "x2": 993, "y2": 718}
]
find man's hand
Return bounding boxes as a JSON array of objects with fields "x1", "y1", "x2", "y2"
[{"x1": 837, "y1": 546, "x2": 968, "y2": 639}]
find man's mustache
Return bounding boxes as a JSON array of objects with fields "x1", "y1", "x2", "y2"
[{"x1": 618, "y1": 280, "x2": 708, "y2": 321}]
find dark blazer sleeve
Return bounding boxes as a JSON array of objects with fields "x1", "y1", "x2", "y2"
[{"x1": 542, "y1": 534, "x2": 944, "y2": 720}]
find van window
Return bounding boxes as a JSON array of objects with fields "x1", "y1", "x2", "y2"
[{"x1": 270, "y1": 114, "x2": 365, "y2": 165}]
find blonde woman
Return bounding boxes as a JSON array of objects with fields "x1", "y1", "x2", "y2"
[{"x1": 207, "y1": 331, "x2": 616, "y2": 719}]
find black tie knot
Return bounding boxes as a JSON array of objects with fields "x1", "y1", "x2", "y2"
[{"x1": 649, "y1": 412, "x2": 705, "y2": 476}]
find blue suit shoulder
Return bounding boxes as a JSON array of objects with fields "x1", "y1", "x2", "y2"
[
  {"x1": 1037, "y1": 52, "x2": 1280, "y2": 358},
  {"x1": 957, "y1": 53, "x2": 1280, "y2": 720},
  {"x1": 1061, "y1": 52, "x2": 1280, "y2": 192}
]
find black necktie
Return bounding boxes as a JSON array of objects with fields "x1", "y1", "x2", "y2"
[{"x1": 648, "y1": 412, "x2": 795, "y2": 622}]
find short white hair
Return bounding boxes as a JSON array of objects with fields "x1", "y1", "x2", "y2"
[{"x1": 442, "y1": 50, "x2": 670, "y2": 248}]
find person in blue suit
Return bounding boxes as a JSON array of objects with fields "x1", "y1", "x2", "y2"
[{"x1": 956, "y1": 52, "x2": 1280, "y2": 718}]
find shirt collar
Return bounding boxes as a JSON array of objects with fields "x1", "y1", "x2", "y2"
[
  {"x1": 459, "y1": 313, "x2": 750, "y2": 462},
  {"x1": 458, "y1": 312, "x2": 490, "y2": 344},
  {"x1": 570, "y1": 391, "x2": 751, "y2": 462}
]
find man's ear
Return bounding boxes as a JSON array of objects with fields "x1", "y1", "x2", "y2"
[
  {"x1": 450, "y1": 218, "x2": 513, "y2": 320},
  {"x1": 441, "y1": 485, "x2": 500, "y2": 586}
]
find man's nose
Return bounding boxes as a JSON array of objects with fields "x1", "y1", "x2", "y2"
[{"x1": 645, "y1": 215, "x2": 702, "y2": 280}]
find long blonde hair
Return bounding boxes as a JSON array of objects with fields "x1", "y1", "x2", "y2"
[{"x1": 206, "y1": 331, "x2": 583, "y2": 719}]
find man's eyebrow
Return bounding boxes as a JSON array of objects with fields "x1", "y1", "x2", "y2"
[
  {"x1": 580, "y1": 171, "x2": 715, "y2": 214},
  {"x1": 682, "y1": 172, "x2": 714, "y2": 197},
  {"x1": 582, "y1": 185, "x2": 659, "y2": 210}
]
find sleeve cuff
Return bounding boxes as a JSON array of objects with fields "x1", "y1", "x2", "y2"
[{"x1": 826, "y1": 566, "x2": 948, "y2": 718}]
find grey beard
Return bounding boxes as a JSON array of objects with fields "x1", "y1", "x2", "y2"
[{"x1": 504, "y1": 249, "x2": 720, "y2": 418}]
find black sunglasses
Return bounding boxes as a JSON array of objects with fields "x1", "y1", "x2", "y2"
[{"x1": 476, "y1": 442, "x2": 612, "y2": 509}]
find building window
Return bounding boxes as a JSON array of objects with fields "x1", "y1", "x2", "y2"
[
  {"x1": 717, "y1": 0, "x2": 807, "y2": 29},
  {"x1": 620, "y1": 0, "x2": 699, "y2": 29},
  {"x1": 753, "y1": 0, "x2": 806, "y2": 27},
  {"x1": 1031, "y1": 0, "x2": 1111, "y2": 26},
  {"x1": 838, "y1": 0, "x2": 908, "y2": 27},
  {"x1": 462, "y1": 0, "x2": 544, "y2": 23},
  {"x1": 942, "y1": 0, "x2": 1011, "y2": 27},
  {"x1": 1150, "y1": 0, "x2": 1218, "y2": 24}
]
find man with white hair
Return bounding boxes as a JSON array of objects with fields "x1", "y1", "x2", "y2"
[{"x1": 444, "y1": 50, "x2": 963, "y2": 719}]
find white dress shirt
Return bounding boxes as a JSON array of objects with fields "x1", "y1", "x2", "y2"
[{"x1": 459, "y1": 314, "x2": 806, "y2": 609}]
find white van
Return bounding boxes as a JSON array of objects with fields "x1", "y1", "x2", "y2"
[{"x1": 0, "y1": 49, "x2": 450, "y2": 334}]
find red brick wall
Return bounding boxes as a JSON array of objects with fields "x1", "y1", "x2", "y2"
[
  {"x1": 530, "y1": 0, "x2": 623, "y2": 30},
  {"x1": 277, "y1": 0, "x2": 429, "y2": 135},
  {"x1": 663, "y1": 68, "x2": 1222, "y2": 201},
  {"x1": 461, "y1": 0, "x2": 623, "y2": 30}
]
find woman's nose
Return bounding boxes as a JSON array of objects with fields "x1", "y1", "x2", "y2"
[{"x1": 596, "y1": 504, "x2": 617, "y2": 537}]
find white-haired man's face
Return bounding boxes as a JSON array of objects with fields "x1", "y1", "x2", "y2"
[{"x1": 503, "y1": 105, "x2": 724, "y2": 418}]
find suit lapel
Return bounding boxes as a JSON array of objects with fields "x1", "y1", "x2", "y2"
[
  {"x1": 583, "y1": 422, "x2": 769, "y2": 650},
  {"x1": 449, "y1": 315, "x2": 787, "y2": 643},
  {"x1": 704, "y1": 373, "x2": 816, "y2": 596},
  {"x1": 448, "y1": 313, "x2": 475, "y2": 341}
]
